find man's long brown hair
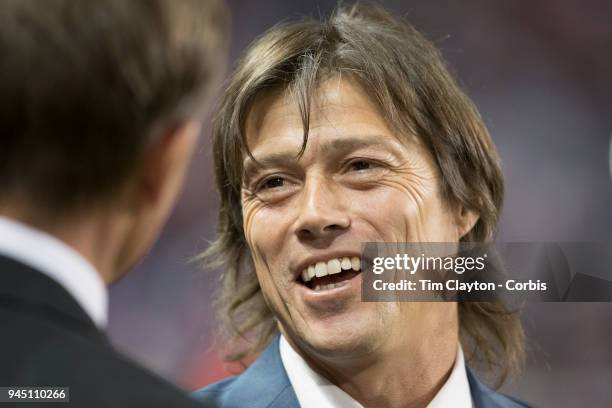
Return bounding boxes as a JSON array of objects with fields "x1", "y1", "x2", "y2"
[{"x1": 201, "y1": 3, "x2": 524, "y2": 388}]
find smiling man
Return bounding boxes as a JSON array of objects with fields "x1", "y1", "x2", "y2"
[{"x1": 195, "y1": 4, "x2": 531, "y2": 408}]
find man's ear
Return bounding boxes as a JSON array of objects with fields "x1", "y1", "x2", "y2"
[
  {"x1": 136, "y1": 121, "x2": 201, "y2": 207},
  {"x1": 455, "y1": 205, "x2": 479, "y2": 240}
]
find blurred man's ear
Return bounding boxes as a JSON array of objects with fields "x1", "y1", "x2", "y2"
[
  {"x1": 455, "y1": 205, "x2": 479, "y2": 240},
  {"x1": 136, "y1": 121, "x2": 201, "y2": 208}
]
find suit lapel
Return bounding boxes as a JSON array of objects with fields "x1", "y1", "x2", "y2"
[
  {"x1": 467, "y1": 368, "x2": 525, "y2": 408},
  {"x1": 224, "y1": 335, "x2": 299, "y2": 408}
]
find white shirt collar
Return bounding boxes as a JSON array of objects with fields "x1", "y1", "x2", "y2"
[
  {"x1": 427, "y1": 341, "x2": 473, "y2": 408},
  {"x1": 279, "y1": 334, "x2": 473, "y2": 408},
  {"x1": 0, "y1": 216, "x2": 108, "y2": 328}
]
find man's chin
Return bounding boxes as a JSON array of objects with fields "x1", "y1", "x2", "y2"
[{"x1": 297, "y1": 326, "x2": 379, "y2": 359}]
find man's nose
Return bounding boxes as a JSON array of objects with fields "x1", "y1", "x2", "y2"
[{"x1": 293, "y1": 176, "x2": 350, "y2": 243}]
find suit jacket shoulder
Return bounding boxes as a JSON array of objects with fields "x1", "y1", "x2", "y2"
[
  {"x1": 467, "y1": 370, "x2": 535, "y2": 408},
  {"x1": 193, "y1": 336, "x2": 299, "y2": 408},
  {"x1": 0, "y1": 256, "x2": 204, "y2": 408},
  {"x1": 194, "y1": 336, "x2": 536, "y2": 408}
]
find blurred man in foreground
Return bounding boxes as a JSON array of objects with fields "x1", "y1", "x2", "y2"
[
  {"x1": 0, "y1": 0, "x2": 228, "y2": 406},
  {"x1": 195, "y1": 4, "x2": 532, "y2": 408}
]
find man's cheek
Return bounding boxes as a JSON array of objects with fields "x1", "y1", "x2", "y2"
[
  {"x1": 243, "y1": 206, "x2": 276, "y2": 262},
  {"x1": 256, "y1": 270, "x2": 278, "y2": 301},
  {"x1": 242, "y1": 201, "x2": 262, "y2": 240},
  {"x1": 386, "y1": 181, "x2": 444, "y2": 241},
  {"x1": 376, "y1": 190, "x2": 424, "y2": 241},
  {"x1": 256, "y1": 265, "x2": 294, "y2": 324}
]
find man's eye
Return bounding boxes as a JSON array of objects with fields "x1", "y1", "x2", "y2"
[
  {"x1": 260, "y1": 176, "x2": 285, "y2": 190},
  {"x1": 349, "y1": 160, "x2": 374, "y2": 171}
]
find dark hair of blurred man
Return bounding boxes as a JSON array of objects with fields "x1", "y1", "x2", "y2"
[{"x1": 0, "y1": 0, "x2": 228, "y2": 406}]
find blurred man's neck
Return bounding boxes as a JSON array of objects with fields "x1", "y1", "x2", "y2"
[{"x1": 0, "y1": 202, "x2": 130, "y2": 285}]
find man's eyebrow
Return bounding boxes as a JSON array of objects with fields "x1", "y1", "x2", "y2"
[
  {"x1": 242, "y1": 134, "x2": 402, "y2": 180},
  {"x1": 242, "y1": 152, "x2": 299, "y2": 182},
  {"x1": 323, "y1": 134, "x2": 405, "y2": 159}
]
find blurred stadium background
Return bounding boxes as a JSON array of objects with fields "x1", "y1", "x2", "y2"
[{"x1": 108, "y1": 1, "x2": 612, "y2": 406}]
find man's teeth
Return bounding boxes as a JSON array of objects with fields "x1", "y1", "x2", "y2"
[
  {"x1": 301, "y1": 256, "x2": 361, "y2": 283},
  {"x1": 313, "y1": 282, "x2": 345, "y2": 291}
]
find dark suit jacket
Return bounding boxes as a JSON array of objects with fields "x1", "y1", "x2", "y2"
[
  {"x1": 194, "y1": 336, "x2": 534, "y2": 408},
  {"x1": 0, "y1": 255, "x2": 205, "y2": 408}
]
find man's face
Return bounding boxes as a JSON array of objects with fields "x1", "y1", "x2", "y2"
[{"x1": 242, "y1": 78, "x2": 462, "y2": 359}]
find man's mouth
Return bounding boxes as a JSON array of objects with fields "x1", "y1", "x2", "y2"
[{"x1": 298, "y1": 256, "x2": 362, "y2": 291}]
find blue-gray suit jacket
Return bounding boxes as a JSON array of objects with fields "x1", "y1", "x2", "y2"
[{"x1": 194, "y1": 336, "x2": 533, "y2": 408}]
